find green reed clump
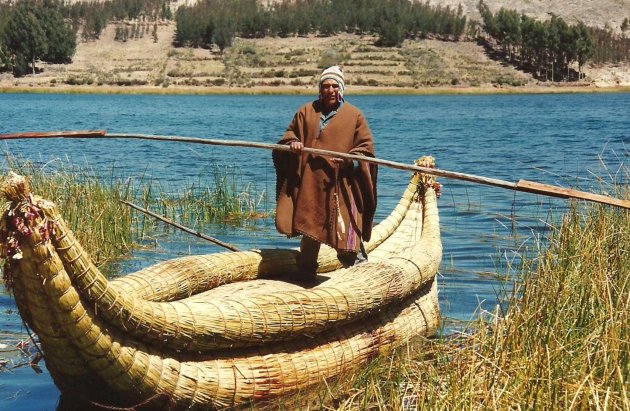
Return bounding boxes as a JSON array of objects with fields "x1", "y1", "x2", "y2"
[
  {"x1": 1, "y1": 155, "x2": 269, "y2": 262},
  {"x1": 2, "y1": 155, "x2": 133, "y2": 266},
  {"x1": 136, "y1": 165, "x2": 268, "y2": 230},
  {"x1": 326, "y1": 189, "x2": 629, "y2": 410}
]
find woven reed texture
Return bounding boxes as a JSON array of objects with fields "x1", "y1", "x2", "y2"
[
  {"x1": 11, "y1": 246, "x2": 437, "y2": 408},
  {"x1": 15, "y1": 170, "x2": 439, "y2": 352},
  {"x1": 8, "y1": 247, "x2": 91, "y2": 388}
]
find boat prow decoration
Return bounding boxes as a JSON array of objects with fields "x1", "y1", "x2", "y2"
[{"x1": 0, "y1": 156, "x2": 442, "y2": 409}]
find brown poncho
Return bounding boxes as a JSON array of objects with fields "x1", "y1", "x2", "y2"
[{"x1": 273, "y1": 100, "x2": 378, "y2": 252}]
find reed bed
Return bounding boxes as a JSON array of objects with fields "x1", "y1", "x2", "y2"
[
  {"x1": 1, "y1": 155, "x2": 268, "y2": 265},
  {"x1": 136, "y1": 165, "x2": 268, "y2": 232},
  {"x1": 319, "y1": 190, "x2": 629, "y2": 410},
  {"x1": 2, "y1": 155, "x2": 133, "y2": 266}
]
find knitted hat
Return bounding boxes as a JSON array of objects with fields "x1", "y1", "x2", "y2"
[{"x1": 319, "y1": 65, "x2": 345, "y2": 99}]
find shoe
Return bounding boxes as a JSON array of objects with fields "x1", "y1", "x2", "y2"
[
  {"x1": 337, "y1": 251, "x2": 357, "y2": 268},
  {"x1": 302, "y1": 273, "x2": 319, "y2": 284}
]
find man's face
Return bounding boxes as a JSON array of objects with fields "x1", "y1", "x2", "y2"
[{"x1": 320, "y1": 79, "x2": 340, "y2": 110}]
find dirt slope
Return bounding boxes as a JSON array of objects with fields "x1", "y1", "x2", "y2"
[{"x1": 428, "y1": 0, "x2": 630, "y2": 32}]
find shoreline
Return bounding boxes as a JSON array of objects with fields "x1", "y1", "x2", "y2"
[{"x1": 3, "y1": 83, "x2": 630, "y2": 96}]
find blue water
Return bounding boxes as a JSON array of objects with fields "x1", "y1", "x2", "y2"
[{"x1": 0, "y1": 92, "x2": 628, "y2": 410}]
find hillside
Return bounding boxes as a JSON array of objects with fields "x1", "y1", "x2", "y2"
[
  {"x1": 1, "y1": 0, "x2": 629, "y2": 93},
  {"x1": 428, "y1": 0, "x2": 630, "y2": 32}
]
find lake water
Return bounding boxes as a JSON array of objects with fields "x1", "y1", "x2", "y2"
[{"x1": 0, "y1": 92, "x2": 628, "y2": 410}]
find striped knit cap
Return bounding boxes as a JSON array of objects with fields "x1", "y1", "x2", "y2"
[{"x1": 319, "y1": 65, "x2": 345, "y2": 99}]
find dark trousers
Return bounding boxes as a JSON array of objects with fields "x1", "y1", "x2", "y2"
[{"x1": 297, "y1": 236, "x2": 357, "y2": 279}]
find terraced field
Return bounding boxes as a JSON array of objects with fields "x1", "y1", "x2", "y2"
[{"x1": 4, "y1": 22, "x2": 534, "y2": 91}]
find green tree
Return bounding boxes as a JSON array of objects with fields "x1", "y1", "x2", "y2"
[
  {"x1": 495, "y1": 8, "x2": 520, "y2": 59},
  {"x1": 572, "y1": 22, "x2": 594, "y2": 78},
  {"x1": 175, "y1": 6, "x2": 204, "y2": 46},
  {"x1": 203, "y1": 14, "x2": 215, "y2": 48},
  {"x1": 530, "y1": 19, "x2": 548, "y2": 77},
  {"x1": 270, "y1": 0, "x2": 297, "y2": 37},
  {"x1": 37, "y1": 4, "x2": 76, "y2": 64},
  {"x1": 547, "y1": 15, "x2": 570, "y2": 81},
  {"x1": 0, "y1": 10, "x2": 8, "y2": 70},
  {"x1": 161, "y1": 1, "x2": 172, "y2": 20},
  {"x1": 354, "y1": 0, "x2": 378, "y2": 34},
  {"x1": 214, "y1": 20, "x2": 234, "y2": 52},
  {"x1": 82, "y1": 9, "x2": 107, "y2": 40},
  {"x1": 375, "y1": 0, "x2": 407, "y2": 47},
  {"x1": 0, "y1": 37, "x2": 9, "y2": 71},
  {"x1": 239, "y1": 0, "x2": 267, "y2": 38},
  {"x1": 477, "y1": 0, "x2": 497, "y2": 38},
  {"x1": 2, "y1": 1, "x2": 48, "y2": 75},
  {"x1": 454, "y1": 4, "x2": 467, "y2": 40},
  {"x1": 520, "y1": 14, "x2": 533, "y2": 66},
  {"x1": 294, "y1": 7, "x2": 311, "y2": 37}
]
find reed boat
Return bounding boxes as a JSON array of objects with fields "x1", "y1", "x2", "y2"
[{"x1": 0, "y1": 156, "x2": 442, "y2": 409}]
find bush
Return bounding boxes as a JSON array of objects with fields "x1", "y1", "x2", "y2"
[
  {"x1": 284, "y1": 49, "x2": 305, "y2": 58},
  {"x1": 241, "y1": 45, "x2": 256, "y2": 55},
  {"x1": 65, "y1": 75, "x2": 94, "y2": 85},
  {"x1": 289, "y1": 68, "x2": 317, "y2": 78},
  {"x1": 318, "y1": 49, "x2": 341, "y2": 69}
]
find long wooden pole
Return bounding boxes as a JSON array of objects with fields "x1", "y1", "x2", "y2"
[
  {"x1": 120, "y1": 200, "x2": 240, "y2": 252},
  {"x1": 1, "y1": 130, "x2": 628, "y2": 210}
]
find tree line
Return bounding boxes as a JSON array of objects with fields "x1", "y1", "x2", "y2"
[
  {"x1": 66, "y1": 0, "x2": 171, "y2": 41},
  {"x1": 477, "y1": 0, "x2": 629, "y2": 81},
  {"x1": 589, "y1": 25, "x2": 630, "y2": 64},
  {"x1": 0, "y1": 0, "x2": 170, "y2": 76},
  {"x1": 174, "y1": 0, "x2": 468, "y2": 51},
  {"x1": 0, "y1": 0, "x2": 76, "y2": 76}
]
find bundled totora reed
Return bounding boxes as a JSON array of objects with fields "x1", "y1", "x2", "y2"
[{"x1": 0, "y1": 156, "x2": 442, "y2": 409}]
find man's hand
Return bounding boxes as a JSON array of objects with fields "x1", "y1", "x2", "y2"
[{"x1": 289, "y1": 141, "x2": 303, "y2": 153}]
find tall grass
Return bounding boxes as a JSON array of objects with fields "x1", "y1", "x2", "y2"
[
  {"x1": 323, "y1": 187, "x2": 629, "y2": 409},
  {"x1": 1, "y1": 155, "x2": 268, "y2": 265},
  {"x1": 2, "y1": 155, "x2": 133, "y2": 266},
  {"x1": 138, "y1": 165, "x2": 268, "y2": 229}
]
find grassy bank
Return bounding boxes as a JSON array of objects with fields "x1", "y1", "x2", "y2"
[{"x1": 319, "y1": 187, "x2": 629, "y2": 409}]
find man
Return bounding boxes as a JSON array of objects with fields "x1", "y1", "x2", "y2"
[{"x1": 273, "y1": 65, "x2": 378, "y2": 281}]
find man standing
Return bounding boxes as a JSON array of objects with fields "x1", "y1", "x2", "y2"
[{"x1": 273, "y1": 65, "x2": 378, "y2": 281}]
